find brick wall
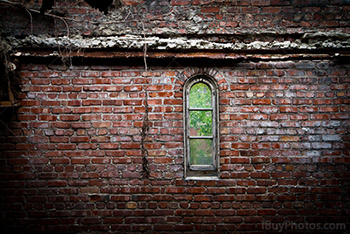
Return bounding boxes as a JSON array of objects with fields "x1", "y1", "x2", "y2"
[
  {"x1": 0, "y1": 0, "x2": 350, "y2": 233},
  {"x1": 0, "y1": 58, "x2": 349, "y2": 233},
  {"x1": 1, "y1": 0, "x2": 349, "y2": 36}
]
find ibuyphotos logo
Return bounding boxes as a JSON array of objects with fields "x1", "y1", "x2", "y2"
[{"x1": 262, "y1": 221, "x2": 346, "y2": 232}]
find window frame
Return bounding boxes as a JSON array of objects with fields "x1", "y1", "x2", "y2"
[{"x1": 183, "y1": 75, "x2": 219, "y2": 178}]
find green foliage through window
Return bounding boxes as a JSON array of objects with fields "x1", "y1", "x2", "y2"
[
  {"x1": 188, "y1": 82, "x2": 214, "y2": 166},
  {"x1": 190, "y1": 111, "x2": 212, "y2": 136},
  {"x1": 190, "y1": 139, "x2": 213, "y2": 165},
  {"x1": 189, "y1": 83, "x2": 212, "y2": 136},
  {"x1": 189, "y1": 83, "x2": 211, "y2": 108}
]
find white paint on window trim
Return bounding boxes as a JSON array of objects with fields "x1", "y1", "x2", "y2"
[{"x1": 183, "y1": 75, "x2": 220, "y2": 178}]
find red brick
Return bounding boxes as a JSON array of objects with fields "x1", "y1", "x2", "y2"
[
  {"x1": 164, "y1": 99, "x2": 182, "y2": 105},
  {"x1": 201, "y1": 7, "x2": 220, "y2": 13},
  {"x1": 57, "y1": 144, "x2": 76, "y2": 150},
  {"x1": 194, "y1": 195, "x2": 213, "y2": 202},
  {"x1": 31, "y1": 78, "x2": 50, "y2": 85},
  {"x1": 174, "y1": 224, "x2": 193, "y2": 231},
  {"x1": 71, "y1": 158, "x2": 90, "y2": 164},
  {"x1": 153, "y1": 157, "x2": 173, "y2": 164},
  {"x1": 48, "y1": 180, "x2": 67, "y2": 187},
  {"x1": 187, "y1": 187, "x2": 206, "y2": 194},
  {"x1": 81, "y1": 71, "x2": 100, "y2": 77},
  {"x1": 60, "y1": 115, "x2": 80, "y2": 121},
  {"x1": 154, "y1": 224, "x2": 174, "y2": 231},
  {"x1": 110, "y1": 195, "x2": 131, "y2": 201},
  {"x1": 247, "y1": 187, "x2": 266, "y2": 194},
  {"x1": 319, "y1": 106, "x2": 338, "y2": 112},
  {"x1": 171, "y1": 0, "x2": 189, "y2": 5},
  {"x1": 232, "y1": 143, "x2": 250, "y2": 149},
  {"x1": 227, "y1": 187, "x2": 246, "y2": 194},
  {"x1": 121, "y1": 143, "x2": 140, "y2": 149},
  {"x1": 99, "y1": 143, "x2": 119, "y2": 149},
  {"x1": 123, "y1": 100, "x2": 142, "y2": 106},
  {"x1": 41, "y1": 101, "x2": 61, "y2": 106},
  {"x1": 252, "y1": 99, "x2": 271, "y2": 105},
  {"x1": 124, "y1": 85, "x2": 142, "y2": 92}
]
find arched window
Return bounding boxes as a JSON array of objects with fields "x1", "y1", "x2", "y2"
[{"x1": 184, "y1": 76, "x2": 219, "y2": 178}]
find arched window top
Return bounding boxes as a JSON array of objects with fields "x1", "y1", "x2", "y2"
[
  {"x1": 185, "y1": 75, "x2": 218, "y2": 94},
  {"x1": 189, "y1": 82, "x2": 211, "y2": 109},
  {"x1": 184, "y1": 76, "x2": 219, "y2": 179}
]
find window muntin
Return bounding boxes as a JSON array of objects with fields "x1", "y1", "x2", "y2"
[{"x1": 184, "y1": 76, "x2": 219, "y2": 177}]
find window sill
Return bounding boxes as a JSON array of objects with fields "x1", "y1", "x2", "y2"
[{"x1": 185, "y1": 176, "x2": 219, "y2": 181}]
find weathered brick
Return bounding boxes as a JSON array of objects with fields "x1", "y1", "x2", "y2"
[{"x1": 1, "y1": 1, "x2": 350, "y2": 232}]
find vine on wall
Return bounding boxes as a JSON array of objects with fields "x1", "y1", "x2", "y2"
[
  {"x1": 0, "y1": 0, "x2": 169, "y2": 178},
  {"x1": 0, "y1": 37, "x2": 17, "y2": 107}
]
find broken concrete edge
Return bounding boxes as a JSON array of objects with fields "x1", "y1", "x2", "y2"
[
  {"x1": 11, "y1": 51, "x2": 350, "y2": 63},
  {"x1": 5, "y1": 32, "x2": 350, "y2": 53}
]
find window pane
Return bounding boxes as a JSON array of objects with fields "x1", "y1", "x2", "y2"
[
  {"x1": 190, "y1": 139, "x2": 213, "y2": 165},
  {"x1": 190, "y1": 111, "x2": 212, "y2": 136},
  {"x1": 189, "y1": 83, "x2": 211, "y2": 108}
]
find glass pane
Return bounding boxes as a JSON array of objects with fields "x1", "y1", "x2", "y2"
[
  {"x1": 190, "y1": 111, "x2": 212, "y2": 136},
  {"x1": 189, "y1": 82, "x2": 211, "y2": 108},
  {"x1": 190, "y1": 139, "x2": 213, "y2": 165}
]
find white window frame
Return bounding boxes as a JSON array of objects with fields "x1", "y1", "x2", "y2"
[{"x1": 183, "y1": 75, "x2": 219, "y2": 178}]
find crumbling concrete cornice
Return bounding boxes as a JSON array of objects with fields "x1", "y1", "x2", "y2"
[{"x1": 7, "y1": 32, "x2": 350, "y2": 53}]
